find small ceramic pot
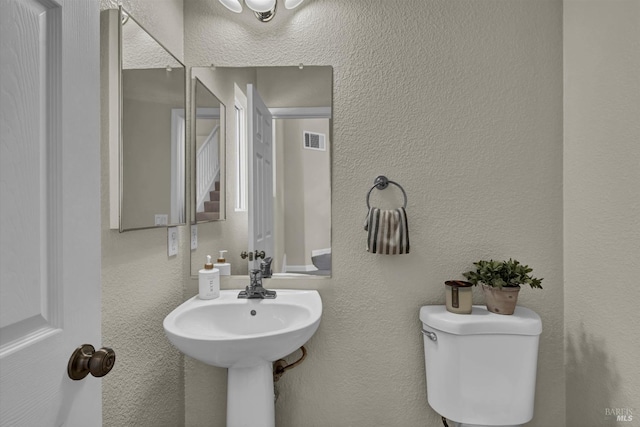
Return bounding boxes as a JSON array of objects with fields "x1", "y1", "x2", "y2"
[{"x1": 481, "y1": 284, "x2": 520, "y2": 315}]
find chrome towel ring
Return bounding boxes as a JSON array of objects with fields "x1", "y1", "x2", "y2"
[{"x1": 366, "y1": 175, "x2": 408, "y2": 209}]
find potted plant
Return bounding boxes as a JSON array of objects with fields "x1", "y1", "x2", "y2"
[{"x1": 462, "y1": 259, "x2": 543, "y2": 315}]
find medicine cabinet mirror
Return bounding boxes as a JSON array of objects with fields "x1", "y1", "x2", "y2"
[
  {"x1": 110, "y1": 7, "x2": 186, "y2": 231},
  {"x1": 190, "y1": 66, "x2": 332, "y2": 279}
]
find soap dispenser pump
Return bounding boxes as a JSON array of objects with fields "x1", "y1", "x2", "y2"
[
  {"x1": 199, "y1": 255, "x2": 220, "y2": 299},
  {"x1": 214, "y1": 250, "x2": 231, "y2": 276}
]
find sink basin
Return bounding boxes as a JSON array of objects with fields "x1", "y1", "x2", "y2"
[
  {"x1": 164, "y1": 289, "x2": 322, "y2": 427},
  {"x1": 163, "y1": 289, "x2": 322, "y2": 368}
]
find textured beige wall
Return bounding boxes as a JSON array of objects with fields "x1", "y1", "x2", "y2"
[
  {"x1": 564, "y1": 1, "x2": 640, "y2": 426},
  {"x1": 256, "y1": 66, "x2": 333, "y2": 108},
  {"x1": 122, "y1": 14, "x2": 182, "y2": 70},
  {"x1": 184, "y1": 1, "x2": 564, "y2": 426},
  {"x1": 100, "y1": 1, "x2": 186, "y2": 426},
  {"x1": 101, "y1": 0, "x2": 184, "y2": 61}
]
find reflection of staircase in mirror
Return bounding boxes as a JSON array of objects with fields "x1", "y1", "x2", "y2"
[
  {"x1": 196, "y1": 181, "x2": 220, "y2": 221},
  {"x1": 195, "y1": 122, "x2": 220, "y2": 221}
]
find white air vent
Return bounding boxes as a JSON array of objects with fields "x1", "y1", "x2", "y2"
[{"x1": 303, "y1": 131, "x2": 326, "y2": 151}]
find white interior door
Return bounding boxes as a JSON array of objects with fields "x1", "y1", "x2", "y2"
[
  {"x1": 0, "y1": 0, "x2": 102, "y2": 425},
  {"x1": 247, "y1": 84, "x2": 274, "y2": 269}
]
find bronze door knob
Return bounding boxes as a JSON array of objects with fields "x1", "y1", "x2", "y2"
[{"x1": 68, "y1": 344, "x2": 116, "y2": 380}]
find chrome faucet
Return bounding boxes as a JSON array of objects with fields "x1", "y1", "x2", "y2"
[{"x1": 238, "y1": 269, "x2": 276, "y2": 299}]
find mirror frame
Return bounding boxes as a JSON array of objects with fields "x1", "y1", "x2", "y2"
[{"x1": 114, "y1": 6, "x2": 187, "y2": 232}]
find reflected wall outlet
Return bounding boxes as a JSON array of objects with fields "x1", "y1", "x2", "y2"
[
  {"x1": 190, "y1": 225, "x2": 197, "y2": 250},
  {"x1": 168, "y1": 227, "x2": 178, "y2": 256},
  {"x1": 155, "y1": 214, "x2": 168, "y2": 226}
]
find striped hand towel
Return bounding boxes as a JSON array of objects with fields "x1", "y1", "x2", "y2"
[{"x1": 364, "y1": 207, "x2": 410, "y2": 255}]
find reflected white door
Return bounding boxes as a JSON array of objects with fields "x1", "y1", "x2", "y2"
[
  {"x1": 247, "y1": 84, "x2": 274, "y2": 268},
  {"x1": 0, "y1": 0, "x2": 102, "y2": 425}
]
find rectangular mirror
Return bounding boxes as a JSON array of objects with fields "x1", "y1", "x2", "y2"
[
  {"x1": 117, "y1": 7, "x2": 186, "y2": 231},
  {"x1": 190, "y1": 66, "x2": 332, "y2": 278}
]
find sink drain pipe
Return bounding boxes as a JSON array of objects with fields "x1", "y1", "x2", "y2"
[
  {"x1": 272, "y1": 349, "x2": 449, "y2": 426},
  {"x1": 273, "y1": 345, "x2": 307, "y2": 382}
]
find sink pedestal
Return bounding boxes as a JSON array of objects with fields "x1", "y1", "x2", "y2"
[
  {"x1": 163, "y1": 290, "x2": 323, "y2": 427},
  {"x1": 227, "y1": 362, "x2": 275, "y2": 427}
]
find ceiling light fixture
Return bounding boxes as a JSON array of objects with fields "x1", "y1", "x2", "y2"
[{"x1": 218, "y1": 0, "x2": 305, "y2": 22}]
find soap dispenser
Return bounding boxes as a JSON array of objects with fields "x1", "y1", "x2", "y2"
[
  {"x1": 199, "y1": 255, "x2": 220, "y2": 299},
  {"x1": 214, "y1": 250, "x2": 231, "y2": 276}
]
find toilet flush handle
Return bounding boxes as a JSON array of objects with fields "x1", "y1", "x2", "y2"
[{"x1": 421, "y1": 328, "x2": 437, "y2": 342}]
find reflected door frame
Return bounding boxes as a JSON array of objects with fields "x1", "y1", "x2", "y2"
[
  {"x1": 247, "y1": 84, "x2": 274, "y2": 271},
  {"x1": 171, "y1": 108, "x2": 186, "y2": 224}
]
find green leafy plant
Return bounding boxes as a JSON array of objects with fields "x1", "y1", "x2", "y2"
[{"x1": 462, "y1": 259, "x2": 543, "y2": 289}]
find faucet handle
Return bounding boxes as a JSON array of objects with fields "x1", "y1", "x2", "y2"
[
  {"x1": 249, "y1": 269, "x2": 263, "y2": 287},
  {"x1": 241, "y1": 250, "x2": 265, "y2": 261},
  {"x1": 260, "y1": 257, "x2": 273, "y2": 279}
]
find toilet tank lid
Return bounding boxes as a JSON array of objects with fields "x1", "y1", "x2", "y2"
[{"x1": 419, "y1": 305, "x2": 542, "y2": 336}]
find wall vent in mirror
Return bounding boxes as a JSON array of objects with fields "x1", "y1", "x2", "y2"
[
  {"x1": 190, "y1": 66, "x2": 332, "y2": 279},
  {"x1": 303, "y1": 131, "x2": 326, "y2": 151}
]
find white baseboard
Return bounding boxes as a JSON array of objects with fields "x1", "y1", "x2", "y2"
[
  {"x1": 285, "y1": 264, "x2": 318, "y2": 273},
  {"x1": 311, "y1": 248, "x2": 331, "y2": 257}
]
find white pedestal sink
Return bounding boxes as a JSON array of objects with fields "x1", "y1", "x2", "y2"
[{"x1": 163, "y1": 289, "x2": 322, "y2": 427}]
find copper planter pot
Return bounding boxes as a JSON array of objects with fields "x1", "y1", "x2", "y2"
[{"x1": 481, "y1": 284, "x2": 520, "y2": 315}]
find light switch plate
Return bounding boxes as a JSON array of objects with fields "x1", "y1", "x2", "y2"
[
  {"x1": 190, "y1": 225, "x2": 197, "y2": 250},
  {"x1": 167, "y1": 227, "x2": 178, "y2": 256}
]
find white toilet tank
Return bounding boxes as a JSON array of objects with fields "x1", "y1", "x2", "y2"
[{"x1": 420, "y1": 305, "x2": 542, "y2": 426}]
